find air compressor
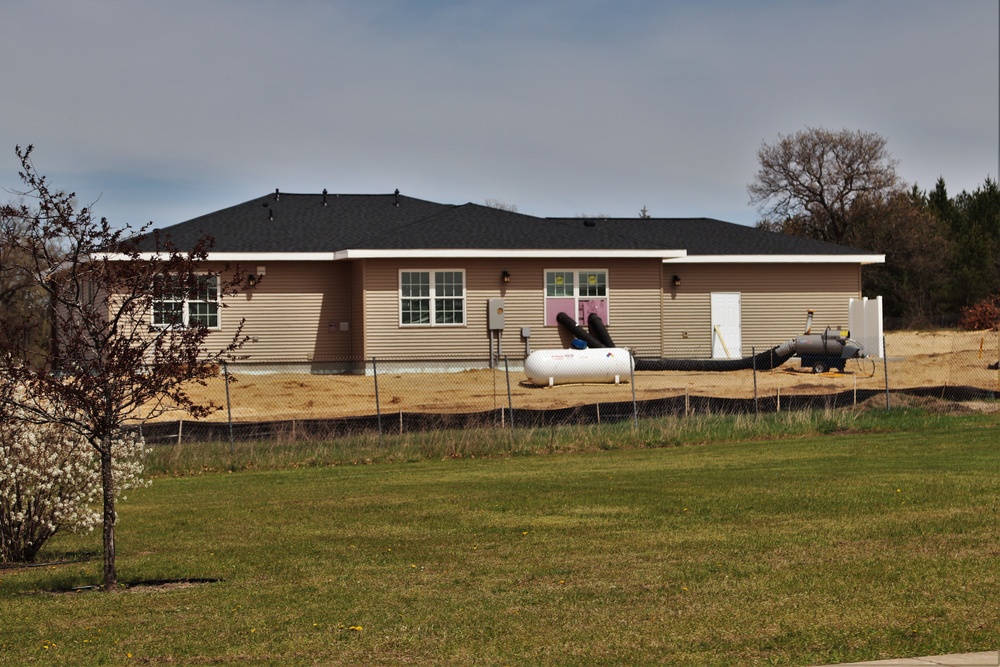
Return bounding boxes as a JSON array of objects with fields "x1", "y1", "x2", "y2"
[
  {"x1": 793, "y1": 311, "x2": 865, "y2": 373},
  {"x1": 794, "y1": 327, "x2": 864, "y2": 373}
]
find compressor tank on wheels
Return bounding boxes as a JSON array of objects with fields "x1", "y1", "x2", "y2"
[{"x1": 794, "y1": 327, "x2": 864, "y2": 373}]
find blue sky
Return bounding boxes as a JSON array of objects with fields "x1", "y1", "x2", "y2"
[{"x1": 1, "y1": 0, "x2": 997, "y2": 230}]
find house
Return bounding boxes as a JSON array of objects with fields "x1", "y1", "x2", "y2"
[{"x1": 135, "y1": 190, "x2": 884, "y2": 370}]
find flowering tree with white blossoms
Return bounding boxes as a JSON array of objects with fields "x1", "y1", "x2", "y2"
[
  {"x1": 0, "y1": 399, "x2": 147, "y2": 563},
  {"x1": 0, "y1": 146, "x2": 249, "y2": 589}
]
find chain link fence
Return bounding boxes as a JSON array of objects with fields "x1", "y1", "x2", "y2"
[{"x1": 135, "y1": 330, "x2": 1000, "y2": 445}]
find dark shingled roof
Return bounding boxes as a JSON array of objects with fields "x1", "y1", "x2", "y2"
[
  {"x1": 135, "y1": 192, "x2": 877, "y2": 257},
  {"x1": 545, "y1": 217, "x2": 868, "y2": 256},
  {"x1": 136, "y1": 193, "x2": 451, "y2": 253}
]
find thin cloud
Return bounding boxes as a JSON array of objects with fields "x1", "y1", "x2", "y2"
[{"x1": 1, "y1": 0, "x2": 996, "y2": 228}]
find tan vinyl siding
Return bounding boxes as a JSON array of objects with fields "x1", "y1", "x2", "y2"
[
  {"x1": 660, "y1": 263, "x2": 861, "y2": 357},
  {"x1": 599, "y1": 260, "x2": 662, "y2": 355},
  {"x1": 194, "y1": 258, "x2": 863, "y2": 365},
  {"x1": 205, "y1": 261, "x2": 353, "y2": 362},
  {"x1": 363, "y1": 259, "x2": 500, "y2": 359},
  {"x1": 362, "y1": 258, "x2": 664, "y2": 359},
  {"x1": 350, "y1": 260, "x2": 366, "y2": 357}
]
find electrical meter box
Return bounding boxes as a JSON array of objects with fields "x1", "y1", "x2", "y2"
[{"x1": 488, "y1": 299, "x2": 505, "y2": 330}]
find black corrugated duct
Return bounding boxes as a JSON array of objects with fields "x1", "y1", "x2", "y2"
[
  {"x1": 587, "y1": 312, "x2": 615, "y2": 347},
  {"x1": 557, "y1": 312, "x2": 796, "y2": 371},
  {"x1": 556, "y1": 311, "x2": 605, "y2": 348},
  {"x1": 634, "y1": 342, "x2": 796, "y2": 372}
]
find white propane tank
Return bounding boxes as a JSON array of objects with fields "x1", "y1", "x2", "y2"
[{"x1": 524, "y1": 348, "x2": 634, "y2": 386}]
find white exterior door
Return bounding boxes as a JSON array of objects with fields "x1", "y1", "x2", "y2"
[{"x1": 711, "y1": 292, "x2": 742, "y2": 359}]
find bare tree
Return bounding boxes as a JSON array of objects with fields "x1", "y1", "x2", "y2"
[
  {"x1": 748, "y1": 127, "x2": 901, "y2": 244},
  {"x1": 0, "y1": 146, "x2": 249, "y2": 589},
  {"x1": 484, "y1": 198, "x2": 518, "y2": 213},
  {"x1": 0, "y1": 207, "x2": 50, "y2": 363}
]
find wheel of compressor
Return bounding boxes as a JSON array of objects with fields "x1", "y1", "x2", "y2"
[{"x1": 812, "y1": 360, "x2": 828, "y2": 374}]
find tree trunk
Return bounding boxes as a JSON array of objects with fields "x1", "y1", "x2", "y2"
[{"x1": 100, "y1": 443, "x2": 117, "y2": 591}]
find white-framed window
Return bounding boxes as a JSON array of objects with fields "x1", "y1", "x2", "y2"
[
  {"x1": 399, "y1": 270, "x2": 465, "y2": 326},
  {"x1": 151, "y1": 274, "x2": 220, "y2": 329},
  {"x1": 544, "y1": 269, "x2": 609, "y2": 326}
]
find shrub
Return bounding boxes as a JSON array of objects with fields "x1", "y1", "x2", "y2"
[
  {"x1": 0, "y1": 404, "x2": 148, "y2": 563},
  {"x1": 958, "y1": 294, "x2": 1000, "y2": 331}
]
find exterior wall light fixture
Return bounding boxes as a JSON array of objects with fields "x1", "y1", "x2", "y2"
[{"x1": 248, "y1": 266, "x2": 266, "y2": 288}]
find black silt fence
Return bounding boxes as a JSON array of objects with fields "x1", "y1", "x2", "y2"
[{"x1": 134, "y1": 384, "x2": 995, "y2": 446}]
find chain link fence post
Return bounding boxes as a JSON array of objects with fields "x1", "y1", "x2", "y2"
[
  {"x1": 995, "y1": 326, "x2": 1000, "y2": 393},
  {"x1": 222, "y1": 360, "x2": 234, "y2": 455},
  {"x1": 630, "y1": 350, "x2": 638, "y2": 429},
  {"x1": 882, "y1": 335, "x2": 890, "y2": 409},
  {"x1": 504, "y1": 356, "x2": 514, "y2": 433},
  {"x1": 372, "y1": 356, "x2": 382, "y2": 446}
]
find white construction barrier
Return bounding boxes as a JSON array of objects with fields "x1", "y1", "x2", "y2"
[{"x1": 849, "y1": 296, "x2": 884, "y2": 358}]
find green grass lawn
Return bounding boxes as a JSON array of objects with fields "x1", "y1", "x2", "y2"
[{"x1": 1, "y1": 413, "x2": 998, "y2": 666}]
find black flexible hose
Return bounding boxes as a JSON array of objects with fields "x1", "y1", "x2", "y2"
[
  {"x1": 587, "y1": 312, "x2": 615, "y2": 347},
  {"x1": 634, "y1": 343, "x2": 796, "y2": 372},
  {"x1": 557, "y1": 310, "x2": 798, "y2": 372},
  {"x1": 556, "y1": 312, "x2": 604, "y2": 348}
]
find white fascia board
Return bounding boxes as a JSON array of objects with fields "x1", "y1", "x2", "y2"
[
  {"x1": 107, "y1": 252, "x2": 340, "y2": 262},
  {"x1": 112, "y1": 249, "x2": 688, "y2": 262},
  {"x1": 335, "y1": 249, "x2": 688, "y2": 260},
  {"x1": 201, "y1": 252, "x2": 340, "y2": 262},
  {"x1": 664, "y1": 254, "x2": 885, "y2": 265}
]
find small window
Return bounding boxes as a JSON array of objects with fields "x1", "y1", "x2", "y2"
[
  {"x1": 579, "y1": 271, "x2": 607, "y2": 298},
  {"x1": 152, "y1": 274, "x2": 220, "y2": 329},
  {"x1": 544, "y1": 269, "x2": 609, "y2": 326},
  {"x1": 546, "y1": 271, "x2": 574, "y2": 297},
  {"x1": 400, "y1": 270, "x2": 465, "y2": 326},
  {"x1": 152, "y1": 275, "x2": 184, "y2": 327},
  {"x1": 400, "y1": 271, "x2": 431, "y2": 325}
]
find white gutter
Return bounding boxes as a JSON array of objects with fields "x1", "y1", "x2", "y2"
[
  {"x1": 116, "y1": 249, "x2": 689, "y2": 262},
  {"x1": 664, "y1": 254, "x2": 885, "y2": 265},
  {"x1": 104, "y1": 252, "x2": 341, "y2": 262},
  {"x1": 109, "y1": 250, "x2": 882, "y2": 264},
  {"x1": 334, "y1": 249, "x2": 688, "y2": 260}
]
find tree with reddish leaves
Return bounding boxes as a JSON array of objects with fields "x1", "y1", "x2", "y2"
[{"x1": 0, "y1": 145, "x2": 249, "y2": 590}]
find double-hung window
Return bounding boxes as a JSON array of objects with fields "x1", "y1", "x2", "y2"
[
  {"x1": 400, "y1": 270, "x2": 465, "y2": 326},
  {"x1": 152, "y1": 274, "x2": 220, "y2": 329},
  {"x1": 544, "y1": 269, "x2": 609, "y2": 326}
]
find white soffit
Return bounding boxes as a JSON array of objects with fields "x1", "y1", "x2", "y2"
[
  {"x1": 335, "y1": 249, "x2": 688, "y2": 260},
  {"x1": 114, "y1": 250, "x2": 882, "y2": 264},
  {"x1": 118, "y1": 252, "x2": 339, "y2": 262},
  {"x1": 120, "y1": 249, "x2": 688, "y2": 261},
  {"x1": 664, "y1": 254, "x2": 885, "y2": 265}
]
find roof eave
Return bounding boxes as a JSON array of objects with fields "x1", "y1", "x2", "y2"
[
  {"x1": 107, "y1": 250, "x2": 883, "y2": 264},
  {"x1": 336, "y1": 249, "x2": 688, "y2": 259},
  {"x1": 664, "y1": 254, "x2": 885, "y2": 265},
  {"x1": 113, "y1": 249, "x2": 689, "y2": 261}
]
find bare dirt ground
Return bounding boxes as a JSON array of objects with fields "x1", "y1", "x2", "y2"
[{"x1": 141, "y1": 330, "x2": 1000, "y2": 422}]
